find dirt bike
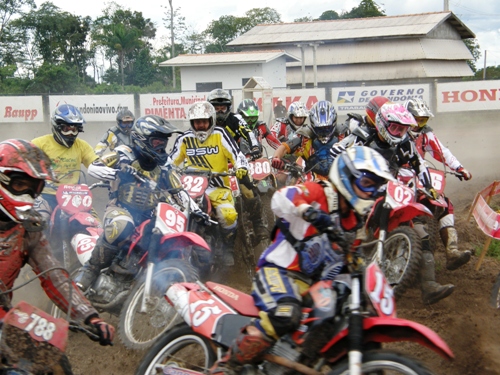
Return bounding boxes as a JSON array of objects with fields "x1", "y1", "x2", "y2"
[
  {"x1": 52, "y1": 169, "x2": 212, "y2": 351},
  {"x1": 363, "y1": 178, "x2": 433, "y2": 299},
  {"x1": 248, "y1": 157, "x2": 277, "y2": 234},
  {"x1": 0, "y1": 268, "x2": 103, "y2": 375},
  {"x1": 134, "y1": 242, "x2": 453, "y2": 375},
  {"x1": 45, "y1": 171, "x2": 107, "y2": 272},
  {"x1": 275, "y1": 157, "x2": 314, "y2": 188}
]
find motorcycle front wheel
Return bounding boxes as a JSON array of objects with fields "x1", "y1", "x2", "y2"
[
  {"x1": 118, "y1": 259, "x2": 198, "y2": 351},
  {"x1": 134, "y1": 324, "x2": 216, "y2": 375},
  {"x1": 381, "y1": 226, "x2": 422, "y2": 299},
  {"x1": 327, "y1": 350, "x2": 434, "y2": 375}
]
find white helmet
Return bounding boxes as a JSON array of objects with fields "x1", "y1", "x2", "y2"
[
  {"x1": 330, "y1": 146, "x2": 395, "y2": 215},
  {"x1": 188, "y1": 101, "x2": 217, "y2": 143},
  {"x1": 287, "y1": 101, "x2": 308, "y2": 130},
  {"x1": 375, "y1": 103, "x2": 417, "y2": 146},
  {"x1": 404, "y1": 98, "x2": 434, "y2": 129}
]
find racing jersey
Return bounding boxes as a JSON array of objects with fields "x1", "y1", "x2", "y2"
[
  {"x1": 221, "y1": 112, "x2": 259, "y2": 150},
  {"x1": 412, "y1": 126, "x2": 461, "y2": 170},
  {"x1": 31, "y1": 135, "x2": 99, "y2": 194},
  {"x1": 0, "y1": 220, "x2": 97, "y2": 322},
  {"x1": 168, "y1": 126, "x2": 249, "y2": 189},
  {"x1": 94, "y1": 126, "x2": 132, "y2": 157},
  {"x1": 271, "y1": 118, "x2": 299, "y2": 143},
  {"x1": 257, "y1": 182, "x2": 361, "y2": 272},
  {"x1": 240, "y1": 122, "x2": 281, "y2": 155}
]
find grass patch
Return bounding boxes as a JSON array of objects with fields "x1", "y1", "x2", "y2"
[{"x1": 474, "y1": 239, "x2": 500, "y2": 260}]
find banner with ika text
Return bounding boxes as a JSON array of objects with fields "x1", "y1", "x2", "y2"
[
  {"x1": 139, "y1": 93, "x2": 209, "y2": 121},
  {"x1": 0, "y1": 96, "x2": 44, "y2": 123},
  {"x1": 437, "y1": 80, "x2": 500, "y2": 112},
  {"x1": 232, "y1": 88, "x2": 325, "y2": 111},
  {"x1": 49, "y1": 95, "x2": 134, "y2": 122},
  {"x1": 331, "y1": 84, "x2": 431, "y2": 116}
]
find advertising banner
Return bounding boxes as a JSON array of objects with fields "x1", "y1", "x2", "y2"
[
  {"x1": 437, "y1": 80, "x2": 500, "y2": 112},
  {"x1": 331, "y1": 84, "x2": 431, "y2": 116},
  {"x1": 233, "y1": 88, "x2": 325, "y2": 111},
  {"x1": 0, "y1": 96, "x2": 44, "y2": 123},
  {"x1": 140, "y1": 93, "x2": 209, "y2": 121},
  {"x1": 49, "y1": 95, "x2": 134, "y2": 122}
]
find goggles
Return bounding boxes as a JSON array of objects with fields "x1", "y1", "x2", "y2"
[
  {"x1": 386, "y1": 122, "x2": 409, "y2": 137},
  {"x1": 57, "y1": 121, "x2": 79, "y2": 135},
  {"x1": 119, "y1": 120, "x2": 134, "y2": 128},
  {"x1": 149, "y1": 137, "x2": 168, "y2": 151},
  {"x1": 415, "y1": 117, "x2": 429, "y2": 128},
  {"x1": 4, "y1": 172, "x2": 45, "y2": 198},
  {"x1": 353, "y1": 171, "x2": 386, "y2": 194}
]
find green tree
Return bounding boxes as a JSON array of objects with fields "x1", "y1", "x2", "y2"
[
  {"x1": 463, "y1": 38, "x2": 481, "y2": 73},
  {"x1": 0, "y1": 0, "x2": 35, "y2": 40},
  {"x1": 294, "y1": 16, "x2": 314, "y2": 22},
  {"x1": 318, "y1": 10, "x2": 340, "y2": 20},
  {"x1": 341, "y1": 0, "x2": 385, "y2": 19},
  {"x1": 474, "y1": 65, "x2": 500, "y2": 80}
]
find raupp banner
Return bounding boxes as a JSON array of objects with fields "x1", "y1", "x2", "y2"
[
  {"x1": 331, "y1": 84, "x2": 431, "y2": 116},
  {"x1": 0, "y1": 96, "x2": 43, "y2": 123},
  {"x1": 140, "y1": 93, "x2": 209, "y2": 120},
  {"x1": 49, "y1": 95, "x2": 134, "y2": 122},
  {"x1": 437, "y1": 80, "x2": 500, "y2": 112}
]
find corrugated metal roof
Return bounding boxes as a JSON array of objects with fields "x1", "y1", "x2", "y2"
[
  {"x1": 228, "y1": 12, "x2": 475, "y2": 47},
  {"x1": 285, "y1": 60, "x2": 473, "y2": 84},
  {"x1": 284, "y1": 38, "x2": 472, "y2": 66},
  {"x1": 159, "y1": 50, "x2": 300, "y2": 67}
]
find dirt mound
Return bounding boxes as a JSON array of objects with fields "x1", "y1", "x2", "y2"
[{"x1": 37, "y1": 201, "x2": 500, "y2": 374}]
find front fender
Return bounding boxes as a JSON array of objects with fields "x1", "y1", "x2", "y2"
[
  {"x1": 160, "y1": 232, "x2": 211, "y2": 252},
  {"x1": 387, "y1": 203, "x2": 432, "y2": 232},
  {"x1": 321, "y1": 317, "x2": 454, "y2": 362}
]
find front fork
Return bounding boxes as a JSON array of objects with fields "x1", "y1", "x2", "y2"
[
  {"x1": 348, "y1": 274, "x2": 363, "y2": 375},
  {"x1": 141, "y1": 228, "x2": 162, "y2": 313}
]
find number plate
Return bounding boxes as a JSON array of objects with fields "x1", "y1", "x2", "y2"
[
  {"x1": 365, "y1": 263, "x2": 396, "y2": 318},
  {"x1": 249, "y1": 158, "x2": 271, "y2": 180},
  {"x1": 156, "y1": 203, "x2": 188, "y2": 233},
  {"x1": 181, "y1": 175, "x2": 209, "y2": 199},
  {"x1": 386, "y1": 181, "x2": 415, "y2": 206},
  {"x1": 3, "y1": 301, "x2": 69, "y2": 352},
  {"x1": 56, "y1": 184, "x2": 93, "y2": 215}
]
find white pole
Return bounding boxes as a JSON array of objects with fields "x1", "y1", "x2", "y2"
[
  {"x1": 444, "y1": 0, "x2": 449, "y2": 11},
  {"x1": 483, "y1": 50, "x2": 487, "y2": 80}
]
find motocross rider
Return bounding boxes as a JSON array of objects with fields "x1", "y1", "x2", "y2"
[
  {"x1": 0, "y1": 139, "x2": 114, "y2": 346},
  {"x1": 271, "y1": 100, "x2": 349, "y2": 179},
  {"x1": 32, "y1": 103, "x2": 100, "y2": 231},
  {"x1": 405, "y1": 98, "x2": 472, "y2": 271},
  {"x1": 73, "y1": 115, "x2": 203, "y2": 291},
  {"x1": 236, "y1": 99, "x2": 282, "y2": 240},
  {"x1": 270, "y1": 101, "x2": 308, "y2": 143},
  {"x1": 331, "y1": 103, "x2": 456, "y2": 304},
  {"x1": 168, "y1": 101, "x2": 251, "y2": 266},
  {"x1": 94, "y1": 108, "x2": 135, "y2": 157},
  {"x1": 210, "y1": 146, "x2": 394, "y2": 375},
  {"x1": 344, "y1": 95, "x2": 391, "y2": 132},
  {"x1": 207, "y1": 89, "x2": 260, "y2": 159}
]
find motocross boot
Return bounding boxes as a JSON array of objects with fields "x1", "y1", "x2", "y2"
[
  {"x1": 210, "y1": 325, "x2": 273, "y2": 375},
  {"x1": 440, "y1": 227, "x2": 471, "y2": 271},
  {"x1": 420, "y1": 251, "x2": 455, "y2": 305},
  {"x1": 73, "y1": 239, "x2": 117, "y2": 291},
  {"x1": 246, "y1": 196, "x2": 270, "y2": 243},
  {"x1": 221, "y1": 228, "x2": 237, "y2": 267}
]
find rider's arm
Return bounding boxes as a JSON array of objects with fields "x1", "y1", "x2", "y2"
[
  {"x1": 259, "y1": 123, "x2": 281, "y2": 150},
  {"x1": 422, "y1": 131, "x2": 461, "y2": 170},
  {"x1": 94, "y1": 130, "x2": 117, "y2": 157},
  {"x1": 273, "y1": 144, "x2": 289, "y2": 159},
  {"x1": 220, "y1": 128, "x2": 249, "y2": 170},
  {"x1": 405, "y1": 140, "x2": 433, "y2": 189},
  {"x1": 168, "y1": 134, "x2": 188, "y2": 167},
  {"x1": 26, "y1": 232, "x2": 99, "y2": 323},
  {"x1": 231, "y1": 114, "x2": 259, "y2": 149}
]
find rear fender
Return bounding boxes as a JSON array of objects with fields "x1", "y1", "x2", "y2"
[
  {"x1": 387, "y1": 203, "x2": 432, "y2": 232},
  {"x1": 321, "y1": 317, "x2": 454, "y2": 362}
]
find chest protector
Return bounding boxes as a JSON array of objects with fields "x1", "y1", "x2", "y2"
[
  {"x1": 307, "y1": 138, "x2": 337, "y2": 177},
  {"x1": 117, "y1": 162, "x2": 161, "y2": 211},
  {"x1": 0, "y1": 224, "x2": 28, "y2": 294}
]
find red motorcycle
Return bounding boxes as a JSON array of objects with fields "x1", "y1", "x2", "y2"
[
  {"x1": 135, "y1": 249, "x2": 453, "y2": 375},
  {"x1": 364, "y1": 178, "x2": 433, "y2": 299}
]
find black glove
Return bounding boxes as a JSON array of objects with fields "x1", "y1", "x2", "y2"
[
  {"x1": 193, "y1": 210, "x2": 211, "y2": 225},
  {"x1": 87, "y1": 316, "x2": 115, "y2": 346},
  {"x1": 302, "y1": 207, "x2": 333, "y2": 233},
  {"x1": 250, "y1": 147, "x2": 262, "y2": 160}
]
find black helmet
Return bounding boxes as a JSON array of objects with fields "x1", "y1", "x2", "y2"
[
  {"x1": 130, "y1": 115, "x2": 179, "y2": 164},
  {"x1": 207, "y1": 89, "x2": 232, "y2": 125},
  {"x1": 51, "y1": 104, "x2": 85, "y2": 148},
  {"x1": 116, "y1": 109, "x2": 135, "y2": 134}
]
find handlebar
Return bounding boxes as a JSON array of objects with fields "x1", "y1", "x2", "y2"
[{"x1": 181, "y1": 167, "x2": 237, "y2": 178}]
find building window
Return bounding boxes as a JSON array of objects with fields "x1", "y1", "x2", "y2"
[
  {"x1": 196, "y1": 82, "x2": 222, "y2": 92},
  {"x1": 242, "y1": 78, "x2": 250, "y2": 86}
]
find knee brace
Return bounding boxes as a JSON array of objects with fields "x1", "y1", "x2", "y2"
[
  {"x1": 215, "y1": 204, "x2": 238, "y2": 230},
  {"x1": 256, "y1": 298, "x2": 302, "y2": 338},
  {"x1": 103, "y1": 209, "x2": 135, "y2": 246}
]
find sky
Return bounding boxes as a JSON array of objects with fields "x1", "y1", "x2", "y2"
[{"x1": 32, "y1": 0, "x2": 500, "y2": 68}]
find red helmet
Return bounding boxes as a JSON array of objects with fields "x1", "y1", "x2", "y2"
[
  {"x1": 0, "y1": 139, "x2": 56, "y2": 222},
  {"x1": 366, "y1": 96, "x2": 390, "y2": 126}
]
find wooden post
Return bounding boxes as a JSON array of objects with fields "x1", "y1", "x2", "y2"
[
  {"x1": 476, "y1": 236, "x2": 492, "y2": 271},
  {"x1": 467, "y1": 193, "x2": 480, "y2": 222}
]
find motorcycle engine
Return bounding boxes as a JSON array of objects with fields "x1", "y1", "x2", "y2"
[
  {"x1": 263, "y1": 336, "x2": 301, "y2": 375},
  {"x1": 91, "y1": 273, "x2": 128, "y2": 305}
]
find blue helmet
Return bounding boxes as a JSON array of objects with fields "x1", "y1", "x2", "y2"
[
  {"x1": 51, "y1": 104, "x2": 85, "y2": 148},
  {"x1": 309, "y1": 100, "x2": 337, "y2": 144},
  {"x1": 131, "y1": 115, "x2": 179, "y2": 164},
  {"x1": 330, "y1": 146, "x2": 395, "y2": 215}
]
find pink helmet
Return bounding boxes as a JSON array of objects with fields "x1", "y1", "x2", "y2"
[{"x1": 375, "y1": 103, "x2": 417, "y2": 146}]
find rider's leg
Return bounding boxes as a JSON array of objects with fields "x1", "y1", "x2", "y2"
[
  {"x1": 210, "y1": 267, "x2": 304, "y2": 375},
  {"x1": 73, "y1": 206, "x2": 135, "y2": 290},
  {"x1": 438, "y1": 198, "x2": 471, "y2": 270},
  {"x1": 240, "y1": 184, "x2": 269, "y2": 242}
]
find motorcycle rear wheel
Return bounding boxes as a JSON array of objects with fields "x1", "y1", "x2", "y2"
[
  {"x1": 118, "y1": 259, "x2": 198, "y2": 351},
  {"x1": 380, "y1": 226, "x2": 422, "y2": 299},
  {"x1": 327, "y1": 349, "x2": 434, "y2": 375},
  {"x1": 134, "y1": 324, "x2": 216, "y2": 375},
  {"x1": 490, "y1": 272, "x2": 500, "y2": 308}
]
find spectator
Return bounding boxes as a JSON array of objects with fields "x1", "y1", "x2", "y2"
[{"x1": 273, "y1": 97, "x2": 287, "y2": 119}]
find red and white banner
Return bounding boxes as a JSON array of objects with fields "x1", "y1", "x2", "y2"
[
  {"x1": 471, "y1": 181, "x2": 500, "y2": 239},
  {"x1": 437, "y1": 81, "x2": 500, "y2": 112},
  {"x1": 232, "y1": 88, "x2": 325, "y2": 112},
  {"x1": 0, "y1": 96, "x2": 44, "y2": 123},
  {"x1": 140, "y1": 93, "x2": 209, "y2": 120},
  {"x1": 49, "y1": 95, "x2": 134, "y2": 122}
]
